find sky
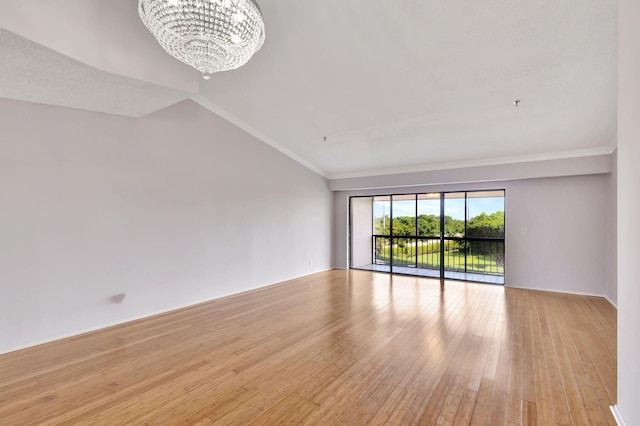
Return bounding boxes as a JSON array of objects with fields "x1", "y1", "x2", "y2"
[{"x1": 373, "y1": 195, "x2": 504, "y2": 220}]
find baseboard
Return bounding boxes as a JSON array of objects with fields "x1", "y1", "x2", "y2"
[
  {"x1": 506, "y1": 284, "x2": 608, "y2": 299},
  {"x1": 610, "y1": 405, "x2": 627, "y2": 426},
  {"x1": 1, "y1": 308, "x2": 196, "y2": 355},
  {"x1": 1, "y1": 268, "x2": 335, "y2": 356}
]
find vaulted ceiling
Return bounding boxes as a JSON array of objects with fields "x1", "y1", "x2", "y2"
[{"x1": 0, "y1": 0, "x2": 617, "y2": 179}]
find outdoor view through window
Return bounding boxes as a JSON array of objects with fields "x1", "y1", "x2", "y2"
[{"x1": 350, "y1": 190, "x2": 505, "y2": 284}]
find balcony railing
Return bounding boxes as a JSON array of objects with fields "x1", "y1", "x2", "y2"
[{"x1": 373, "y1": 235, "x2": 504, "y2": 276}]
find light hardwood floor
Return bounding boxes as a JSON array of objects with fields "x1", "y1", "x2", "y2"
[{"x1": 0, "y1": 269, "x2": 617, "y2": 425}]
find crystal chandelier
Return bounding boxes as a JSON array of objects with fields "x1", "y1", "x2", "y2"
[{"x1": 139, "y1": 0, "x2": 265, "y2": 79}]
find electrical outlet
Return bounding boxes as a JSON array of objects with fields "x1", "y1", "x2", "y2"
[{"x1": 309, "y1": 259, "x2": 313, "y2": 266}]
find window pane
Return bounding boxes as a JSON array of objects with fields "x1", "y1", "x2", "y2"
[
  {"x1": 391, "y1": 194, "x2": 416, "y2": 236},
  {"x1": 466, "y1": 190, "x2": 505, "y2": 238},
  {"x1": 373, "y1": 196, "x2": 390, "y2": 235},
  {"x1": 417, "y1": 193, "x2": 440, "y2": 236},
  {"x1": 444, "y1": 193, "x2": 465, "y2": 237}
]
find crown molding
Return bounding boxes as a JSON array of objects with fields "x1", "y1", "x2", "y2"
[{"x1": 327, "y1": 146, "x2": 616, "y2": 180}]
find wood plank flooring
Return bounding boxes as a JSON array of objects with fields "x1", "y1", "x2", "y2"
[{"x1": 0, "y1": 269, "x2": 617, "y2": 425}]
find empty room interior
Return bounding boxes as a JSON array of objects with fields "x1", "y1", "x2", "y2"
[{"x1": 1, "y1": 1, "x2": 639, "y2": 425}]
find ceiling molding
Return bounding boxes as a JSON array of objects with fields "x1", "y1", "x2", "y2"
[
  {"x1": 328, "y1": 153, "x2": 613, "y2": 192},
  {"x1": 326, "y1": 146, "x2": 616, "y2": 180}
]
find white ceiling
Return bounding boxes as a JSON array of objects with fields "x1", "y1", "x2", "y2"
[{"x1": 0, "y1": 0, "x2": 617, "y2": 179}]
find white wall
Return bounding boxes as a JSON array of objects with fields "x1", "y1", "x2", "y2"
[
  {"x1": 333, "y1": 191, "x2": 349, "y2": 269},
  {"x1": 0, "y1": 98, "x2": 332, "y2": 354},
  {"x1": 616, "y1": 0, "x2": 640, "y2": 423},
  {"x1": 606, "y1": 150, "x2": 617, "y2": 306},
  {"x1": 505, "y1": 175, "x2": 609, "y2": 296},
  {"x1": 333, "y1": 173, "x2": 613, "y2": 297},
  {"x1": 350, "y1": 197, "x2": 373, "y2": 268}
]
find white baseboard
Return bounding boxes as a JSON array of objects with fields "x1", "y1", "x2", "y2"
[
  {"x1": 610, "y1": 405, "x2": 627, "y2": 426},
  {"x1": 506, "y1": 284, "x2": 608, "y2": 299}
]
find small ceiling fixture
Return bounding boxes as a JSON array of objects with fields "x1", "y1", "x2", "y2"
[
  {"x1": 139, "y1": 0, "x2": 265, "y2": 80},
  {"x1": 513, "y1": 99, "x2": 521, "y2": 107}
]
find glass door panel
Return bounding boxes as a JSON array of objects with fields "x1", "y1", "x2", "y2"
[
  {"x1": 390, "y1": 195, "x2": 416, "y2": 270},
  {"x1": 466, "y1": 190, "x2": 505, "y2": 275},
  {"x1": 444, "y1": 193, "x2": 466, "y2": 276},
  {"x1": 372, "y1": 196, "x2": 391, "y2": 267},
  {"x1": 417, "y1": 193, "x2": 441, "y2": 271}
]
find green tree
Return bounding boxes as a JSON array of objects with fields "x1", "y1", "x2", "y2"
[
  {"x1": 466, "y1": 211, "x2": 505, "y2": 260},
  {"x1": 417, "y1": 214, "x2": 439, "y2": 236},
  {"x1": 392, "y1": 216, "x2": 415, "y2": 236},
  {"x1": 444, "y1": 216, "x2": 464, "y2": 237},
  {"x1": 467, "y1": 211, "x2": 504, "y2": 238}
]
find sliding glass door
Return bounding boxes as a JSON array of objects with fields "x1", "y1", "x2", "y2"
[
  {"x1": 416, "y1": 193, "x2": 442, "y2": 272},
  {"x1": 464, "y1": 191, "x2": 505, "y2": 277},
  {"x1": 349, "y1": 190, "x2": 505, "y2": 284}
]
